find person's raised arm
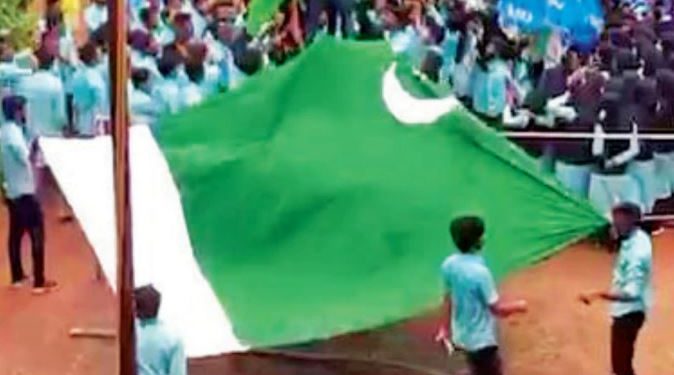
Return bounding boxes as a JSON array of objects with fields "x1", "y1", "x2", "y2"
[
  {"x1": 606, "y1": 122, "x2": 640, "y2": 168},
  {"x1": 592, "y1": 120, "x2": 606, "y2": 158},
  {"x1": 502, "y1": 105, "x2": 530, "y2": 129}
]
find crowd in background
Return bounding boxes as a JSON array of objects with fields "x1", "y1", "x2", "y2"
[{"x1": 0, "y1": 0, "x2": 673, "y2": 218}]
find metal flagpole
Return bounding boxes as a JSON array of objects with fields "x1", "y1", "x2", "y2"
[{"x1": 109, "y1": 0, "x2": 137, "y2": 373}]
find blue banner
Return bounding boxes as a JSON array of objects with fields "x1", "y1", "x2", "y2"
[{"x1": 498, "y1": 0, "x2": 605, "y2": 51}]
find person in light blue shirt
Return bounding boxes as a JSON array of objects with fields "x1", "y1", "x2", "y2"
[
  {"x1": 579, "y1": 202, "x2": 653, "y2": 375},
  {"x1": 452, "y1": 29, "x2": 478, "y2": 103},
  {"x1": 0, "y1": 60, "x2": 32, "y2": 100},
  {"x1": 152, "y1": 54, "x2": 183, "y2": 115},
  {"x1": 16, "y1": 47, "x2": 67, "y2": 139},
  {"x1": 388, "y1": 25, "x2": 425, "y2": 69},
  {"x1": 1, "y1": 96, "x2": 57, "y2": 294},
  {"x1": 71, "y1": 42, "x2": 109, "y2": 137},
  {"x1": 436, "y1": 216, "x2": 527, "y2": 375},
  {"x1": 44, "y1": 7, "x2": 78, "y2": 130},
  {"x1": 189, "y1": 0, "x2": 210, "y2": 39},
  {"x1": 439, "y1": 26, "x2": 460, "y2": 84},
  {"x1": 180, "y1": 61, "x2": 205, "y2": 108},
  {"x1": 135, "y1": 285, "x2": 186, "y2": 375},
  {"x1": 129, "y1": 30, "x2": 162, "y2": 82},
  {"x1": 0, "y1": 33, "x2": 32, "y2": 98},
  {"x1": 471, "y1": 47, "x2": 509, "y2": 120},
  {"x1": 138, "y1": 6, "x2": 173, "y2": 47},
  {"x1": 129, "y1": 68, "x2": 161, "y2": 129},
  {"x1": 185, "y1": 42, "x2": 222, "y2": 97}
]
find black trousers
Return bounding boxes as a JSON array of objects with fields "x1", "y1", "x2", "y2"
[
  {"x1": 7, "y1": 194, "x2": 45, "y2": 287},
  {"x1": 305, "y1": 0, "x2": 353, "y2": 39},
  {"x1": 466, "y1": 346, "x2": 503, "y2": 375},
  {"x1": 611, "y1": 312, "x2": 645, "y2": 375}
]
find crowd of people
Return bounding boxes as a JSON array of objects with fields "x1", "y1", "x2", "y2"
[
  {"x1": 0, "y1": 0, "x2": 673, "y2": 218},
  {"x1": 381, "y1": 0, "x2": 674, "y2": 218},
  {"x1": 0, "y1": 1, "x2": 668, "y2": 373}
]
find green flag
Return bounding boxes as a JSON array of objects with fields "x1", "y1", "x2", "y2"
[
  {"x1": 246, "y1": 0, "x2": 284, "y2": 35},
  {"x1": 159, "y1": 38, "x2": 606, "y2": 348}
]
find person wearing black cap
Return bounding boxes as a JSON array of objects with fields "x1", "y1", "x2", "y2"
[
  {"x1": 579, "y1": 202, "x2": 652, "y2": 375},
  {"x1": 653, "y1": 69, "x2": 674, "y2": 198},
  {"x1": 588, "y1": 90, "x2": 643, "y2": 218},
  {"x1": 627, "y1": 78, "x2": 660, "y2": 213},
  {"x1": 660, "y1": 31, "x2": 674, "y2": 59},
  {"x1": 555, "y1": 69, "x2": 606, "y2": 198},
  {"x1": 0, "y1": 96, "x2": 57, "y2": 294},
  {"x1": 640, "y1": 43, "x2": 665, "y2": 76}
]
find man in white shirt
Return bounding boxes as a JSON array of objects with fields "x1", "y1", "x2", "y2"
[
  {"x1": 580, "y1": 202, "x2": 653, "y2": 375},
  {"x1": 16, "y1": 47, "x2": 67, "y2": 139},
  {"x1": 135, "y1": 285, "x2": 186, "y2": 375},
  {"x1": 0, "y1": 96, "x2": 57, "y2": 294}
]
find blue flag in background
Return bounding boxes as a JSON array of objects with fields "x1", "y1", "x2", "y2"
[
  {"x1": 498, "y1": 0, "x2": 548, "y2": 31},
  {"x1": 498, "y1": 0, "x2": 605, "y2": 51}
]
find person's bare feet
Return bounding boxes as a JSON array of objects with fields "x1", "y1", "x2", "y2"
[{"x1": 32, "y1": 280, "x2": 58, "y2": 295}]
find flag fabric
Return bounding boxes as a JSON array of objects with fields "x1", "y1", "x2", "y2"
[
  {"x1": 157, "y1": 38, "x2": 606, "y2": 348},
  {"x1": 246, "y1": 0, "x2": 283, "y2": 35},
  {"x1": 498, "y1": 0, "x2": 605, "y2": 51},
  {"x1": 41, "y1": 38, "x2": 606, "y2": 356}
]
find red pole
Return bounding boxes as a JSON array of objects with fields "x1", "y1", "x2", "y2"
[{"x1": 108, "y1": 0, "x2": 136, "y2": 374}]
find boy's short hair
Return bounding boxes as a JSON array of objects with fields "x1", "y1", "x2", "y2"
[
  {"x1": 134, "y1": 285, "x2": 161, "y2": 320},
  {"x1": 450, "y1": 216, "x2": 485, "y2": 252},
  {"x1": 2, "y1": 95, "x2": 26, "y2": 121},
  {"x1": 612, "y1": 202, "x2": 642, "y2": 221},
  {"x1": 78, "y1": 42, "x2": 99, "y2": 66}
]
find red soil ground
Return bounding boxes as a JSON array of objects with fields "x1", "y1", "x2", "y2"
[{"x1": 0, "y1": 181, "x2": 672, "y2": 375}]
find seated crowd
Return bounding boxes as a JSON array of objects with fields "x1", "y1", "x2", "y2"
[{"x1": 0, "y1": 0, "x2": 672, "y2": 218}]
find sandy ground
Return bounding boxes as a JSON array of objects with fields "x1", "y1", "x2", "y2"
[
  {"x1": 500, "y1": 232, "x2": 674, "y2": 375},
  {"x1": 0, "y1": 184, "x2": 116, "y2": 375},
  {"x1": 0, "y1": 178, "x2": 673, "y2": 375}
]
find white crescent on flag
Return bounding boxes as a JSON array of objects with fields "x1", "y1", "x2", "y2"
[{"x1": 381, "y1": 63, "x2": 459, "y2": 126}]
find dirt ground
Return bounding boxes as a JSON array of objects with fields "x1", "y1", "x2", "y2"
[{"x1": 0, "y1": 181, "x2": 673, "y2": 375}]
